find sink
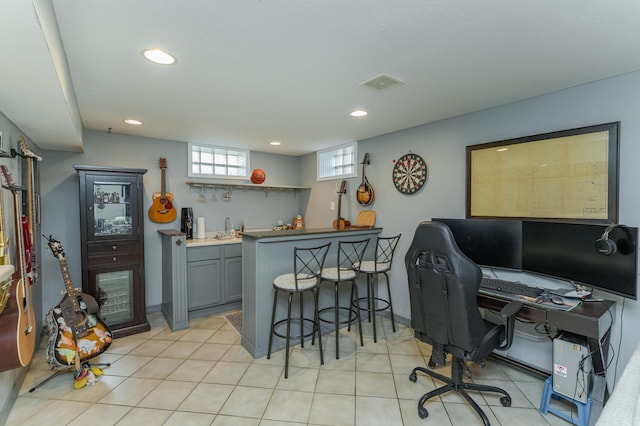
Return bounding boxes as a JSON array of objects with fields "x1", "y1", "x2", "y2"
[{"x1": 215, "y1": 235, "x2": 239, "y2": 240}]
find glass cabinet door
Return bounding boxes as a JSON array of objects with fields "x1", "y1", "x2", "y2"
[
  {"x1": 90, "y1": 266, "x2": 138, "y2": 326},
  {"x1": 87, "y1": 175, "x2": 139, "y2": 240}
]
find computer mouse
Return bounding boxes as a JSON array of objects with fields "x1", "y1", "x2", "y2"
[{"x1": 550, "y1": 296, "x2": 565, "y2": 305}]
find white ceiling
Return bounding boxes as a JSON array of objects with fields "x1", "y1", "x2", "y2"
[{"x1": 2, "y1": 0, "x2": 640, "y2": 155}]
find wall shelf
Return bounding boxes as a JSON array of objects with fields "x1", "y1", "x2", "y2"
[{"x1": 186, "y1": 180, "x2": 310, "y2": 198}]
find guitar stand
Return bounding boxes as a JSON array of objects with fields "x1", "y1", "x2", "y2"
[
  {"x1": 30, "y1": 318, "x2": 110, "y2": 393},
  {"x1": 28, "y1": 361, "x2": 111, "y2": 393}
]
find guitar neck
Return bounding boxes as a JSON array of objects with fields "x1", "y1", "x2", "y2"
[
  {"x1": 0, "y1": 188, "x2": 7, "y2": 265},
  {"x1": 11, "y1": 192, "x2": 26, "y2": 283},
  {"x1": 20, "y1": 136, "x2": 38, "y2": 245},
  {"x1": 58, "y1": 258, "x2": 80, "y2": 311},
  {"x1": 10, "y1": 183, "x2": 33, "y2": 334},
  {"x1": 336, "y1": 180, "x2": 346, "y2": 221},
  {"x1": 26, "y1": 158, "x2": 34, "y2": 245},
  {"x1": 160, "y1": 168, "x2": 167, "y2": 198}
]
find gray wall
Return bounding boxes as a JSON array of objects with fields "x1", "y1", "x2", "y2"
[
  {"x1": 300, "y1": 70, "x2": 640, "y2": 387},
  {"x1": 0, "y1": 113, "x2": 40, "y2": 423},
  {"x1": 3, "y1": 69, "x2": 640, "y2": 418},
  {"x1": 39, "y1": 129, "x2": 303, "y2": 315}
]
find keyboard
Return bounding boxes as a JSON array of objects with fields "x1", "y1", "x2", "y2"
[{"x1": 480, "y1": 277, "x2": 543, "y2": 298}]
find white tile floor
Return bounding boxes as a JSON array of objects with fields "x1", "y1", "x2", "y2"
[{"x1": 6, "y1": 310, "x2": 578, "y2": 425}]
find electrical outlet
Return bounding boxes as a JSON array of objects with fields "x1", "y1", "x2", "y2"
[{"x1": 330, "y1": 202, "x2": 335, "y2": 210}]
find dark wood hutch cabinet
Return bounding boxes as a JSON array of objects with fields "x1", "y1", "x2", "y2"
[{"x1": 74, "y1": 165, "x2": 149, "y2": 337}]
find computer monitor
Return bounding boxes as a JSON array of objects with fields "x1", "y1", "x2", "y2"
[
  {"x1": 432, "y1": 218, "x2": 522, "y2": 270},
  {"x1": 522, "y1": 221, "x2": 638, "y2": 299}
]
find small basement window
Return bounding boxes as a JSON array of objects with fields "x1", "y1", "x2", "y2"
[
  {"x1": 317, "y1": 142, "x2": 357, "y2": 181},
  {"x1": 189, "y1": 143, "x2": 249, "y2": 178}
]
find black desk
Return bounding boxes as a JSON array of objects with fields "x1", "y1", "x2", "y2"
[
  {"x1": 478, "y1": 291, "x2": 615, "y2": 425},
  {"x1": 478, "y1": 291, "x2": 615, "y2": 374}
]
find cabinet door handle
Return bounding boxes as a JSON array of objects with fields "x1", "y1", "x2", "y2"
[
  {"x1": 176, "y1": 239, "x2": 182, "y2": 246},
  {"x1": 112, "y1": 256, "x2": 117, "y2": 261},
  {"x1": 112, "y1": 245, "x2": 117, "y2": 250}
]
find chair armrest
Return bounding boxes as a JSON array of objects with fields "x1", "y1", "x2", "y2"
[
  {"x1": 499, "y1": 301, "x2": 523, "y2": 319},
  {"x1": 496, "y1": 301, "x2": 523, "y2": 351}
]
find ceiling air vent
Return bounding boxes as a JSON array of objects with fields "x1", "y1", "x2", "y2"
[{"x1": 361, "y1": 73, "x2": 404, "y2": 90}]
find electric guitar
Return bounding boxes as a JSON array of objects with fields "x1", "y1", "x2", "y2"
[
  {"x1": 0, "y1": 165, "x2": 9, "y2": 266},
  {"x1": 21, "y1": 216, "x2": 33, "y2": 285},
  {"x1": 0, "y1": 165, "x2": 36, "y2": 371},
  {"x1": 19, "y1": 137, "x2": 40, "y2": 285},
  {"x1": 332, "y1": 180, "x2": 351, "y2": 230},
  {"x1": 148, "y1": 158, "x2": 177, "y2": 223},
  {"x1": 44, "y1": 236, "x2": 112, "y2": 368},
  {"x1": 356, "y1": 153, "x2": 375, "y2": 206}
]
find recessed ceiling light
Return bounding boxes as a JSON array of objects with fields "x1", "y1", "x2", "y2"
[
  {"x1": 350, "y1": 110, "x2": 368, "y2": 117},
  {"x1": 142, "y1": 48, "x2": 176, "y2": 65},
  {"x1": 124, "y1": 119, "x2": 143, "y2": 125},
  {"x1": 270, "y1": 141, "x2": 281, "y2": 146}
]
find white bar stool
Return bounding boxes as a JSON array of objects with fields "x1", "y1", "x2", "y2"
[
  {"x1": 353, "y1": 234, "x2": 401, "y2": 342},
  {"x1": 267, "y1": 242, "x2": 331, "y2": 378},
  {"x1": 319, "y1": 239, "x2": 369, "y2": 359}
]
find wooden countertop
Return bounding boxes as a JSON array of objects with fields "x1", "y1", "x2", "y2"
[
  {"x1": 159, "y1": 227, "x2": 381, "y2": 246},
  {"x1": 241, "y1": 227, "x2": 381, "y2": 240},
  {"x1": 157, "y1": 229, "x2": 242, "y2": 247},
  {"x1": 186, "y1": 237, "x2": 242, "y2": 247}
]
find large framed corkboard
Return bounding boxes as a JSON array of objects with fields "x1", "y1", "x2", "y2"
[{"x1": 466, "y1": 122, "x2": 619, "y2": 223}]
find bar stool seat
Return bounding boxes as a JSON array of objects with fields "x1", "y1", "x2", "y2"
[
  {"x1": 268, "y1": 242, "x2": 331, "y2": 378},
  {"x1": 319, "y1": 239, "x2": 370, "y2": 359},
  {"x1": 352, "y1": 234, "x2": 401, "y2": 343},
  {"x1": 274, "y1": 273, "x2": 317, "y2": 291},
  {"x1": 321, "y1": 268, "x2": 357, "y2": 281}
]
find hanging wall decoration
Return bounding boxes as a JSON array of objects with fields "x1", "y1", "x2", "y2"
[{"x1": 392, "y1": 152, "x2": 428, "y2": 194}]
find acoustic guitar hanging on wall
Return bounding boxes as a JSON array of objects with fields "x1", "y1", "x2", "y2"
[
  {"x1": 332, "y1": 180, "x2": 351, "y2": 230},
  {"x1": 148, "y1": 158, "x2": 177, "y2": 223},
  {"x1": 356, "y1": 153, "x2": 375, "y2": 206},
  {"x1": 0, "y1": 165, "x2": 36, "y2": 372}
]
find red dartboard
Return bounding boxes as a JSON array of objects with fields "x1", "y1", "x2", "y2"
[{"x1": 392, "y1": 153, "x2": 428, "y2": 194}]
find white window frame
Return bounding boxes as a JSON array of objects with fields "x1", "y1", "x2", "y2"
[
  {"x1": 188, "y1": 142, "x2": 250, "y2": 179},
  {"x1": 317, "y1": 142, "x2": 358, "y2": 181}
]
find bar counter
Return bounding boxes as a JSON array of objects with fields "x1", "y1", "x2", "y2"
[{"x1": 241, "y1": 226, "x2": 382, "y2": 358}]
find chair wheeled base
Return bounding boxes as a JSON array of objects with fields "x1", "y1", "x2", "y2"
[{"x1": 409, "y1": 357, "x2": 512, "y2": 426}]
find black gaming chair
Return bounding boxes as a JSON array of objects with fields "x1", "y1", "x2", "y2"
[{"x1": 405, "y1": 221, "x2": 523, "y2": 426}]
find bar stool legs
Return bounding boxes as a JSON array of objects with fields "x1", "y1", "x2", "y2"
[
  {"x1": 268, "y1": 285, "x2": 324, "y2": 378},
  {"x1": 267, "y1": 243, "x2": 330, "y2": 379},
  {"x1": 353, "y1": 234, "x2": 401, "y2": 343},
  {"x1": 360, "y1": 270, "x2": 396, "y2": 342},
  {"x1": 319, "y1": 239, "x2": 369, "y2": 359},
  {"x1": 320, "y1": 279, "x2": 363, "y2": 359}
]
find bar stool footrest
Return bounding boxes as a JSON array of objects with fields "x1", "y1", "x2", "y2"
[
  {"x1": 318, "y1": 306, "x2": 359, "y2": 325},
  {"x1": 353, "y1": 296, "x2": 391, "y2": 313},
  {"x1": 272, "y1": 317, "x2": 320, "y2": 342}
]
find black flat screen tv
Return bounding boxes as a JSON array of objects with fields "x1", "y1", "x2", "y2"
[
  {"x1": 432, "y1": 218, "x2": 522, "y2": 270},
  {"x1": 522, "y1": 221, "x2": 638, "y2": 299}
]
